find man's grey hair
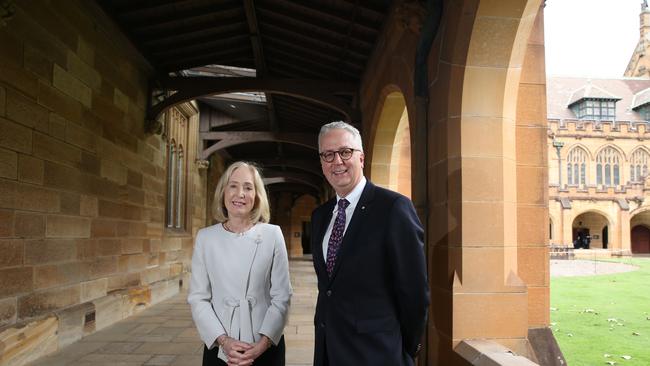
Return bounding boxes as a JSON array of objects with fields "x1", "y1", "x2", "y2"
[{"x1": 318, "y1": 121, "x2": 364, "y2": 152}]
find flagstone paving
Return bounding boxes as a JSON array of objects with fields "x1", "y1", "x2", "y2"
[{"x1": 28, "y1": 259, "x2": 317, "y2": 366}]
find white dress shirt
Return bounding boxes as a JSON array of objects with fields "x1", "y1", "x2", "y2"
[{"x1": 321, "y1": 176, "x2": 367, "y2": 259}]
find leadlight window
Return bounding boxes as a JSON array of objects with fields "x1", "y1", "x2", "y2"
[
  {"x1": 567, "y1": 147, "x2": 588, "y2": 186},
  {"x1": 166, "y1": 141, "x2": 176, "y2": 228},
  {"x1": 596, "y1": 147, "x2": 620, "y2": 187},
  {"x1": 638, "y1": 106, "x2": 650, "y2": 121},
  {"x1": 175, "y1": 146, "x2": 184, "y2": 229},
  {"x1": 630, "y1": 149, "x2": 649, "y2": 183},
  {"x1": 165, "y1": 107, "x2": 190, "y2": 231},
  {"x1": 571, "y1": 99, "x2": 616, "y2": 120}
]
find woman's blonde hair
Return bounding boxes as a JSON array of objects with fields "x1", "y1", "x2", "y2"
[{"x1": 212, "y1": 161, "x2": 270, "y2": 223}]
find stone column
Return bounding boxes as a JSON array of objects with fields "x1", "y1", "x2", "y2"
[
  {"x1": 619, "y1": 209, "x2": 631, "y2": 254},
  {"x1": 447, "y1": 0, "x2": 544, "y2": 359},
  {"x1": 562, "y1": 208, "x2": 574, "y2": 247}
]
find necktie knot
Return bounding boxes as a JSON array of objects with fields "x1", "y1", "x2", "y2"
[{"x1": 338, "y1": 198, "x2": 350, "y2": 210}]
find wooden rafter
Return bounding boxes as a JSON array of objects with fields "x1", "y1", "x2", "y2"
[
  {"x1": 149, "y1": 77, "x2": 359, "y2": 124},
  {"x1": 199, "y1": 131, "x2": 317, "y2": 160}
]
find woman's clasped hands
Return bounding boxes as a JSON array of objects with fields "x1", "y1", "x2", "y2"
[{"x1": 218, "y1": 335, "x2": 272, "y2": 366}]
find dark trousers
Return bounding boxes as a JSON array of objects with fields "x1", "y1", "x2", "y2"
[{"x1": 202, "y1": 336, "x2": 286, "y2": 366}]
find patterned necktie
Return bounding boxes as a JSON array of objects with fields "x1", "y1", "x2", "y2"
[{"x1": 326, "y1": 198, "x2": 350, "y2": 276}]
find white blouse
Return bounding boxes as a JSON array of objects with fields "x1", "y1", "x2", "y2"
[{"x1": 188, "y1": 223, "x2": 292, "y2": 361}]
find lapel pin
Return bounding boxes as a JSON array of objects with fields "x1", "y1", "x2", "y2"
[{"x1": 361, "y1": 206, "x2": 366, "y2": 210}]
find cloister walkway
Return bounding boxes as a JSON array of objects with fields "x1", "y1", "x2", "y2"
[{"x1": 27, "y1": 259, "x2": 317, "y2": 366}]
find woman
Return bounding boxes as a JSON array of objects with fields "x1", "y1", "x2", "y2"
[{"x1": 188, "y1": 161, "x2": 292, "y2": 366}]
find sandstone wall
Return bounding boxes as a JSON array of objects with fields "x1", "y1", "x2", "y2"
[{"x1": 0, "y1": 1, "x2": 206, "y2": 364}]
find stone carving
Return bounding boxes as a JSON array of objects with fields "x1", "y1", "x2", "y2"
[
  {"x1": 394, "y1": 0, "x2": 427, "y2": 34},
  {"x1": 0, "y1": 0, "x2": 15, "y2": 27},
  {"x1": 195, "y1": 159, "x2": 210, "y2": 169}
]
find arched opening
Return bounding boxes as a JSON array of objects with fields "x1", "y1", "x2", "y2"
[
  {"x1": 631, "y1": 210, "x2": 650, "y2": 254},
  {"x1": 549, "y1": 217, "x2": 554, "y2": 241},
  {"x1": 369, "y1": 91, "x2": 412, "y2": 198},
  {"x1": 572, "y1": 212, "x2": 610, "y2": 249},
  {"x1": 595, "y1": 146, "x2": 623, "y2": 188},
  {"x1": 566, "y1": 146, "x2": 589, "y2": 188},
  {"x1": 290, "y1": 194, "x2": 318, "y2": 258}
]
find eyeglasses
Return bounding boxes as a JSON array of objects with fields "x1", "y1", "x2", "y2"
[{"x1": 319, "y1": 148, "x2": 361, "y2": 163}]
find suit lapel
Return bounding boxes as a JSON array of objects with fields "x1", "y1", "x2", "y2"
[
  {"x1": 313, "y1": 199, "x2": 335, "y2": 273},
  {"x1": 328, "y1": 182, "x2": 376, "y2": 283}
]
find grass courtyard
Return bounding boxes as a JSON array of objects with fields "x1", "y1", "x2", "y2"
[{"x1": 551, "y1": 257, "x2": 650, "y2": 366}]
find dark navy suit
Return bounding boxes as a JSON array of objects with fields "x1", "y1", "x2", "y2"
[{"x1": 311, "y1": 181, "x2": 429, "y2": 366}]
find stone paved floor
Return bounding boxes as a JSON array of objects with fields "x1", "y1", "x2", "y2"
[{"x1": 28, "y1": 259, "x2": 317, "y2": 366}]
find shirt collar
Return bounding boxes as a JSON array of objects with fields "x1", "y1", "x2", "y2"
[{"x1": 336, "y1": 176, "x2": 366, "y2": 209}]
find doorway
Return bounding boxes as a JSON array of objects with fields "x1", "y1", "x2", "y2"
[
  {"x1": 301, "y1": 221, "x2": 311, "y2": 255},
  {"x1": 631, "y1": 225, "x2": 650, "y2": 254}
]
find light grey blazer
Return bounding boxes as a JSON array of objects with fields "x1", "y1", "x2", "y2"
[{"x1": 188, "y1": 223, "x2": 292, "y2": 359}]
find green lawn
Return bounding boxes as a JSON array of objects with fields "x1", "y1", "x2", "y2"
[{"x1": 551, "y1": 257, "x2": 650, "y2": 366}]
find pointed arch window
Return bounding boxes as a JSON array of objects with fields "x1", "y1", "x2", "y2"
[
  {"x1": 596, "y1": 147, "x2": 620, "y2": 187},
  {"x1": 165, "y1": 105, "x2": 192, "y2": 232},
  {"x1": 166, "y1": 141, "x2": 176, "y2": 228},
  {"x1": 567, "y1": 147, "x2": 588, "y2": 186},
  {"x1": 630, "y1": 149, "x2": 649, "y2": 183},
  {"x1": 175, "y1": 146, "x2": 185, "y2": 229}
]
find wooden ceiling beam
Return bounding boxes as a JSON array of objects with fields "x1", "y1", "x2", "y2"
[
  {"x1": 158, "y1": 47, "x2": 252, "y2": 72},
  {"x1": 152, "y1": 35, "x2": 250, "y2": 58},
  {"x1": 132, "y1": 8, "x2": 243, "y2": 37},
  {"x1": 263, "y1": 176, "x2": 320, "y2": 193},
  {"x1": 149, "y1": 77, "x2": 359, "y2": 124},
  {"x1": 264, "y1": 36, "x2": 363, "y2": 71},
  {"x1": 243, "y1": 0, "x2": 279, "y2": 158},
  {"x1": 265, "y1": 47, "x2": 360, "y2": 78},
  {"x1": 273, "y1": 102, "x2": 330, "y2": 122},
  {"x1": 199, "y1": 131, "x2": 318, "y2": 160},
  {"x1": 275, "y1": 94, "x2": 343, "y2": 116},
  {"x1": 121, "y1": 0, "x2": 240, "y2": 24},
  {"x1": 266, "y1": 61, "x2": 329, "y2": 80},
  {"x1": 255, "y1": 7, "x2": 374, "y2": 47},
  {"x1": 266, "y1": 183, "x2": 319, "y2": 199},
  {"x1": 258, "y1": 158, "x2": 323, "y2": 177},
  {"x1": 264, "y1": 0, "x2": 380, "y2": 36},
  {"x1": 263, "y1": 170, "x2": 322, "y2": 189},
  {"x1": 261, "y1": 23, "x2": 367, "y2": 62},
  {"x1": 143, "y1": 22, "x2": 247, "y2": 50}
]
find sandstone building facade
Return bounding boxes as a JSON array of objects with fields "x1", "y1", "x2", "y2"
[
  {"x1": 548, "y1": 4, "x2": 650, "y2": 256},
  {"x1": 547, "y1": 81, "x2": 650, "y2": 255}
]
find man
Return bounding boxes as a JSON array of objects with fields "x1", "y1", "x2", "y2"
[{"x1": 310, "y1": 121, "x2": 430, "y2": 366}]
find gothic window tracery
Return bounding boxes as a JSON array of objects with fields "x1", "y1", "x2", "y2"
[
  {"x1": 630, "y1": 149, "x2": 649, "y2": 183},
  {"x1": 596, "y1": 147, "x2": 621, "y2": 187},
  {"x1": 567, "y1": 147, "x2": 588, "y2": 186},
  {"x1": 165, "y1": 108, "x2": 189, "y2": 231}
]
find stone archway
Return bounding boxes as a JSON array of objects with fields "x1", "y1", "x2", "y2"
[
  {"x1": 369, "y1": 90, "x2": 412, "y2": 198},
  {"x1": 289, "y1": 194, "x2": 318, "y2": 257},
  {"x1": 631, "y1": 209, "x2": 650, "y2": 254},
  {"x1": 572, "y1": 211, "x2": 610, "y2": 249},
  {"x1": 351, "y1": 0, "x2": 551, "y2": 363}
]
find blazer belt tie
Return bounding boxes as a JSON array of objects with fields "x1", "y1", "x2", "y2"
[{"x1": 224, "y1": 296, "x2": 257, "y2": 343}]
